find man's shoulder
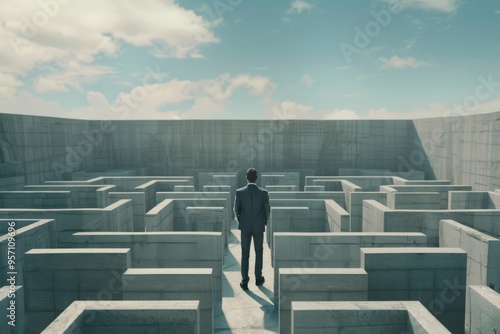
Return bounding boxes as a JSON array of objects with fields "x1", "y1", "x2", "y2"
[{"x1": 236, "y1": 185, "x2": 248, "y2": 192}]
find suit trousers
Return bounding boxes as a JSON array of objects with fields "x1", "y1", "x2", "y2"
[{"x1": 240, "y1": 230, "x2": 264, "y2": 283}]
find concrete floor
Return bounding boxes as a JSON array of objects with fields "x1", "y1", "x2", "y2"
[{"x1": 215, "y1": 219, "x2": 278, "y2": 333}]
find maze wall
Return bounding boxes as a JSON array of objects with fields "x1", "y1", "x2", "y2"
[{"x1": 0, "y1": 171, "x2": 499, "y2": 333}]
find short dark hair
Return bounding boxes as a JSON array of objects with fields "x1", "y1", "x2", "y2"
[{"x1": 246, "y1": 168, "x2": 258, "y2": 182}]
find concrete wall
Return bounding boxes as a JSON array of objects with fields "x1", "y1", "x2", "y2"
[
  {"x1": 272, "y1": 232, "x2": 427, "y2": 299},
  {"x1": 349, "y1": 192, "x2": 387, "y2": 232},
  {"x1": 0, "y1": 114, "x2": 416, "y2": 184},
  {"x1": 440, "y1": 220, "x2": 500, "y2": 293},
  {"x1": 24, "y1": 248, "x2": 131, "y2": 334},
  {"x1": 0, "y1": 285, "x2": 25, "y2": 334},
  {"x1": 291, "y1": 301, "x2": 451, "y2": 334},
  {"x1": 362, "y1": 200, "x2": 500, "y2": 246},
  {"x1": 24, "y1": 184, "x2": 115, "y2": 208},
  {"x1": 268, "y1": 207, "x2": 310, "y2": 251},
  {"x1": 0, "y1": 219, "x2": 56, "y2": 287},
  {"x1": 380, "y1": 184, "x2": 472, "y2": 209},
  {"x1": 0, "y1": 199, "x2": 134, "y2": 243},
  {"x1": 0, "y1": 191, "x2": 72, "y2": 208},
  {"x1": 413, "y1": 111, "x2": 500, "y2": 191},
  {"x1": 466, "y1": 285, "x2": 500, "y2": 334},
  {"x1": 269, "y1": 191, "x2": 345, "y2": 208},
  {"x1": 449, "y1": 190, "x2": 500, "y2": 209},
  {"x1": 108, "y1": 192, "x2": 146, "y2": 232},
  {"x1": 145, "y1": 199, "x2": 175, "y2": 231},
  {"x1": 122, "y1": 268, "x2": 213, "y2": 334},
  {"x1": 361, "y1": 247, "x2": 467, "y2": 334},
  {"x1": 279, "y1": 268, "x2": 368, "y2": 334},
  {"x1": 3, "y1": 112, "x2": 500, "y2": 192},
  {"x1": 42, "y1": 300, "x2": 201, "y2": 334},
  {"x1": 260, "y1": 172, "x2": 300, "y2": 189},
  {"x1": 324, "y1": 199, "x2": 349, "y2": 232},
  {"x1": 157, "y1": 192, "x2": 231, "y2": 241},
  {"x1": 66, "y1": 232, "x2": 224, "y2": 301}
]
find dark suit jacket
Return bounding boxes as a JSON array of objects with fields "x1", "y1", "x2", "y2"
[{"x1": 234, "y1": 183, "x2": 270, "y2": 233}]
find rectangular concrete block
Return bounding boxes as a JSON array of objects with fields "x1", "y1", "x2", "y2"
[
  {"x1": 25, "y1": 248, "x2": 131, "y2": 271},
  {"x1": 268, "y1": 207, "x2": 310, "y2": 250},
  {"x1": 362, "y1": 247, "x2": 467, "y2": 334},
  {"x1": 0, "y1": 286, "x2": 25, "y2": 334},
  {"x1": 24, "y1": 248, "x2": 131, "y2": 333},
  {"x1": 466, "y1": 285, "x2": 500, "y2": 334},
  {"x1": 324, "y1": 199, "x2": 349, "y2": 232},
  {"x1": 279, "y1": 268, "x2": 368, "y2": 334},
  {"x1": 42, "y1": 300, "x2": 201, "y2": 334},
  {"x1": 67, "y1": 232, "x2": 224, "y2": 302},
  {"x1": 273, "y1": 232, "x2": 427, "y2": 295},
  {"x1": 123, "y1": 268, "x2": 212, "y2": 334},
  {"x1": 440, "y1": 219, "x2": 500, "y2": 294},
  {"x1": 291, "y1": 301, "x2": 451, "y2": 334}
]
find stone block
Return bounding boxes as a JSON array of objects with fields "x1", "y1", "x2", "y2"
[
  {"x1": 466, "y1": 285, "x2": 500, "y2": 334},
  {"x1": 279, "y1": 268, "x2": 368, "y2": 334},
  {"x1": 291, "y1": 301, "x2": 450, "y2": 334},
  {"x1": 42, "y1": 300, "x2": 200, "y2": 334},
  {"x1": 123, "y1": 268, "x2": 212, "y2": 334}
]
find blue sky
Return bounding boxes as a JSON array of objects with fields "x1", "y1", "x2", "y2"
[{"x1": 1, "y1": 0, "x2": 499, "y2": 120}]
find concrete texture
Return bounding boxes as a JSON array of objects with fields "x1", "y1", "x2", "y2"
[
  {"x1": 1, "y1": 110, "x2": 500, "y2": 333},
  {"x1": 24, "y1": 248, "x2": 132, "y2": 333},
  {"x1": 0, "y1": 285, "x2": 25, "y2": 334},
  {"x1": 413, "y1": 111, "x2": 500, "y2": 191},
  {"x1": 122, "y1": 268, "x2": 213, "y2": 334},
  {"x1": 0, "y1": 114, "x2": 417, "y2": 185},
  {"x1": 279, "y1": 268, "x2": 368, "y2": 334},
  {"x1": 440, "y1": 220, "x2": 500, "y2": 293},
  {"x1": 362, "y1": 199, "x2": 500, "y2": 246},
  {"x1": 0, "y1": 219, "x2": 56, "y2": 287},
  {"x1": 466, "y1": 285, "x2": 500, "y2": 334},
  {"x1": 67, "y1": 231, "x2": 223, "y2": 302},
  {"x1": 291, "y1": 301, "x2": 451, "y2": 333},
  {"x1": 42, "y1": 300, "x2": 201, "y2": 334},
  {"x1": 362, "y1": 247, "x2": 467, "y2": 334},
  {"x1": 272, "y1": 232, "x2": 428, "y2": 298}
]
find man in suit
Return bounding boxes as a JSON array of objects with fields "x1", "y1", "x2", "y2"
[{"x1": 234, "y1": 168, "x2": 271, "y2": 290}]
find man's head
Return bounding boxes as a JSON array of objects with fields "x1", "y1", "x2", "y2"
[{"x1": 246, "y1": 168, "x2": 258, "y2": 183}]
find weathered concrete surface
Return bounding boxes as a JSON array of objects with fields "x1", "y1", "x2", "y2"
[
  {"x1": 291, "y1": 301, "x2": 451, "y2": 334},
  {"x1": 413, "y1": 111, "x2": 500, "y2": 190}
]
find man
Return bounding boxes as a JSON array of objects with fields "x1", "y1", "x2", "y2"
[{"x1": 234, "y1": 168, "x2": 271, "y2": 290}]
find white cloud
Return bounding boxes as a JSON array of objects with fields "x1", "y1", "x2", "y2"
[
  {"x1": 269, "y1": 100, "x2": 312, "y2": 119},
  {"x1": 0, "y1": 73, "x2": 278, "y2": 120},
  {"x1": 286, "y1": 0, "x2": 313, "y2": 15},
  {"x1": 0, "y1": 73, "x2": 23, "y2": 88},
  {"x1": 0, "y1": 0, "x2": 218, "y2": 86},
  {"x1": 405, "y1": 0, "x2": 459, "y2": 13},
  {"x1": 34, "y1": 61, "x2": 114, "y2": 93},
  {"x1": 0, "y1": 88, "x2": 66, "y2": 117},
  {"x1": 68, "y1": 74, "x2": 276, "y2": 120},
  {"x1": 382, "y1": 0, "x2": 458, "y2": 13},
  {"x1": 323, "y1": 109, "x2": 360, "y2": 120},
  {"x1": 368, "y1": 104, "x2": 449, "y2": 119},
  {"x1": 301, "y1": 74, "x2": 314, "y2": 88},
  {"x1": 378, "y1": 55, "x2": 431, "y2": 69}
]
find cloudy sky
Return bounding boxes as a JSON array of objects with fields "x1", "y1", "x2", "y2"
[{"x1": 1, "y1": 0, "x2": 499, "y2": 120}]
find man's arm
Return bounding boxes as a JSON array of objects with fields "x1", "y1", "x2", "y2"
[
  {"x1": 234, "y1": 191, "x2": 241, "y2": 221},
  {"x1": 263, "y1": 191, "x2": 270, "y2": 225}
]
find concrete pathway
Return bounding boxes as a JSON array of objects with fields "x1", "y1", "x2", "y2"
[{"x1": 215, "y1": 219, "x2": 278, "y2": 333}]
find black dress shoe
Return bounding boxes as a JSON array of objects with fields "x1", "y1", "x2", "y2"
[
  {"x1": 240, "y1": 282, "x2": 248, "y2": 290},
  {"x1": 256, "y1": 276, "x2": 265, "y2": 286}
]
